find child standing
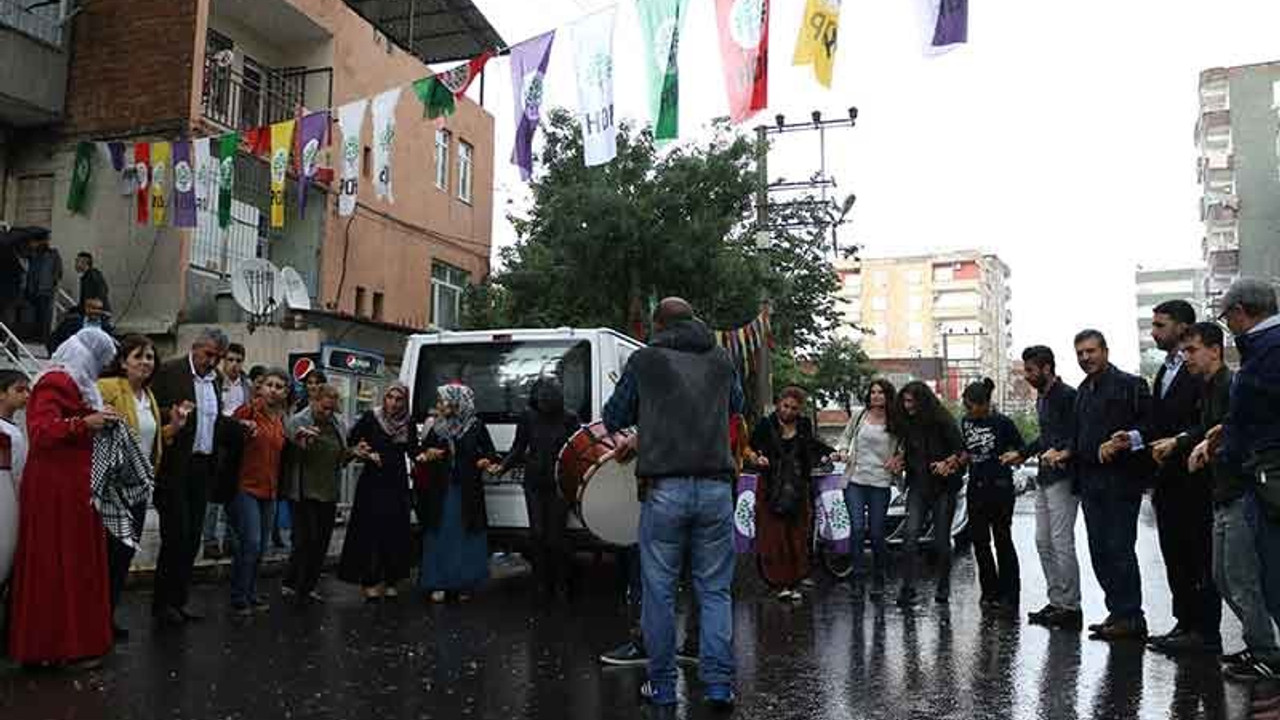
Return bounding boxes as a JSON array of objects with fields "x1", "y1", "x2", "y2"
[
  {"x1": 1, "y1": 370, "x2": 32, "y2": 589},
  {"x1": 960, "y1": 377, "x2": 1026, "y2": 610}
]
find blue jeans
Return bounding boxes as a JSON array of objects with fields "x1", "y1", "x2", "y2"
[
  {"x1": 203, "y1": 503, "x2": 226, "y2": 547},
  {"x1": 639, "y1": 478, "x2": 735, "y2": 692},
  {"x1": 844, "y1": 483, "x2": 890, "y2": 579},
  {"x1": 1080, "y1": 486, "x2": 1143, "y2": 620},
  {"x1": 227, "y1": 491, "x2": 276, "y2": 608}
]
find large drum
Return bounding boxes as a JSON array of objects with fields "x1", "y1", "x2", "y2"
[{"x1": 557, "y1": 422, "x2": 641, "y2": 546}]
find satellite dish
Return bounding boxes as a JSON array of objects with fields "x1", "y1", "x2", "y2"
[
  {"x1": 230, "y1": 258, "x2": 283, "y2": 328},
  {"x1": 280, "y1": 266, "x2": 312, "y2": 310}
]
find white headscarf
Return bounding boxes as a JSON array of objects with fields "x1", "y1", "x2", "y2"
[{"x1": 40, "y1": 327, "x2": 117, "y2": 410}]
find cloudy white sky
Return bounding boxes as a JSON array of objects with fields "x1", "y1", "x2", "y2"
[{"x1": 469, "y1": 0, "x2": 1280, "y2": 381}]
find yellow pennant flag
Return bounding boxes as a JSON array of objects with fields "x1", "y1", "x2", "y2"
[
  {"x1": 150, "y1": 141, "x2": 171, "y2": 226},
  {"x1": 793, "y1": 0, "x2": 841, "y2": 88},
  {"x1": 269, "y1": 120, "x2": 296, "y2": 229}
]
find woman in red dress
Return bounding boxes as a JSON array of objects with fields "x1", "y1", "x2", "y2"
[{"x1": 8, "y1": 327, "x2": 119, "y2": 668}]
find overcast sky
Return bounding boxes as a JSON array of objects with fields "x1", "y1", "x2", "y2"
[{"x1": 469, "y1": 0, "x2": 1280, "y2": 382}]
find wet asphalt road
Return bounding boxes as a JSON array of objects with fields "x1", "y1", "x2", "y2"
[{"x1": 0, "y1": 496, "x2": 1264, "y2": 720}]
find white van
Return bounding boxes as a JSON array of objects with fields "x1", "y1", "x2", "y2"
[{"x1": 399, "y1": 328, "x2": 644, "y2": 548}]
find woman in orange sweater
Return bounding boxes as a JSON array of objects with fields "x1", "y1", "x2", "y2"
[{"x1": 227, "y1": 367, "x2": 289, "y2": 617}]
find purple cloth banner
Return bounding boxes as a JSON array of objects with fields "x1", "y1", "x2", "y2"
[
  {"x1": 297, "y1": 110, "x2": 330, "y2": 217},
  {"x1": 171, "y1": 141, "x2": 197, "y2": 228},
  {"x1": 107, "y1": 142, "x2": 126, "y2": 172},
  {"x1": 509, "y1": 31, "x2": 556, "y2": 181},
  {"x1": 734, "y1": 473, "x2": 757, "y2": 554},
  {"x1": 932, "y1": 0, "x2": 967, "y2": 47}
]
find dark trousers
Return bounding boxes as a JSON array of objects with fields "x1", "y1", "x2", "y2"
[
  {"x1": 106, "y1": 503, "x2": 149, "y2": 618},
  {"x1": 969, "y1": 491, "x2": 1020, "y2": 601},
  {"x1": 152, "y1": 457, "x2": 214, "y2": 614},
  {"x1": 29, "y1": 295, "x2": 53, "y2": 345},
  {"x1": 1153, "y1": 479, "x2": 1220, "y2": 637},
  {"x1": 285, "y1": 500, "x2": 338, "y2": 597},
  {"x1": 903, "y1": 487, "x2": 957, "y2": 594},
  {"x1": 1081, "y1": 485, "x2": 1144, "y2": 621},
  {"x1": 524, "y1": 484, "x2": 571, "y2": 594}
]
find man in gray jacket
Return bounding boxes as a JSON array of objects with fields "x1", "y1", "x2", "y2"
[{"x1": 603, "y1": 298, "x2": 743, "y2": 711}]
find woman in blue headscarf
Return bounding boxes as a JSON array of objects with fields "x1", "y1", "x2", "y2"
[{"x1": 416, "y1": 384, "x2": 498, "y2": 603}]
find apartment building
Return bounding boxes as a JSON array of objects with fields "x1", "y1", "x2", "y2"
[
  {"x1": 1134, "y1": 265, "x2": 1205, "y2": 378},
  {"x1": 1, "y1": 0, "x2": 500, "y2": 369},
  {"x1": 1196, "y1": 63, "x2": 1280, "y2": 303},
  {"x1": 835, "y1": 250, "x2": 1013, "y2": 403}
]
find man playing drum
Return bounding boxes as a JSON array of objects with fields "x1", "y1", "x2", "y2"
[{"x1": 603, "y1": 297, "x2": 744, "y2": 711}]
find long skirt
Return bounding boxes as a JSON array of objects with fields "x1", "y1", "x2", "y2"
[
  {"x1": 419, "y1": 483, "x2": 489, "y2": 592},
  {"x1": 756, "y1": 495, "x2": 811, "y2": 589},
  {"x1": 337, "y1": 470, "x2": 412, "y2": 587}
]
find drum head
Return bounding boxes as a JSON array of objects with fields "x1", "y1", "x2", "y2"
[{"x1": 579, "y1": 456, "x2": 641, "y2": 547}]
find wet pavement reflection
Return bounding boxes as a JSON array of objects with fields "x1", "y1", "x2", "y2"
[{"x1": 0, "y1": 497, "x2": 1260, "y2": 719}]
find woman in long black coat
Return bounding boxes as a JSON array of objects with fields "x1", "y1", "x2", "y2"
[{"x1": 337, "y1": 382, "x2": 415, "y2": 602}]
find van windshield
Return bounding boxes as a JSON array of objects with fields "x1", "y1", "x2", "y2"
[{"x1": 412, "y1": 340, "x2": 592, "y2": 424}]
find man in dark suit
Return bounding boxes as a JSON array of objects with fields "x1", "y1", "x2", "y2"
[
  {"x1": 149, "y1": 327, "x2": 233, "y2": 625},
  {"x1": 1073, "y1": 329, "x2": 1154, "y2": 641},
  {"x1": 1112, "y1": 300, "x2": 1220, "y2": 654}
]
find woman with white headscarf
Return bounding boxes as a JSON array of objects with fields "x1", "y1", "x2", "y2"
[
  {"x1": 416, "y1": 384, "x2": 498, "y2": 603},
  {"x1": 8, "y1": 327, "x2": 119, "y2": 669},
  {"x1": 337, "y1": 382, "x2": 416, "y2": 602}
]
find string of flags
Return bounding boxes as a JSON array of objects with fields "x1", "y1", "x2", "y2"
[
  {"x1": 715, "y1": 309, "x2": 773, "y2": 378},
  {"x1": 64, "y1": 0, "x2": 967, "y2": 230}
]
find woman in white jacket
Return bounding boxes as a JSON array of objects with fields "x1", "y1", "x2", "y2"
[{"x1": 835, "y1": 379, "x2": 903, "y2": 599}]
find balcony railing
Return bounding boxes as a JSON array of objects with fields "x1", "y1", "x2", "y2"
[
  {"x1": 201, "y1": 59, "x2": 332, "y2": 133},
  {"x1": 0, "y1": 0, "x2": 63, "y2": 46}
]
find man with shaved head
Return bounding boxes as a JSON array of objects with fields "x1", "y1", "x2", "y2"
[{"x1": 603, "y1": 296, "x2": 744, "y2": 711}]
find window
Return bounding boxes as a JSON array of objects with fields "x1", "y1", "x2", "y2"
[
  {"x1": 14, "y1": 174, "x2": 54, "y2": 227},
  {"x1": 873, "y1": 270, "x2": 889, "y2": 286},
  {"x1": 239, "y1": 57, "x2": 265, "y2": 131},
  {"x1": 909, "y1": 322, "x2": 925, "y2": 339},
  {"x1": 933, "y1": 265, "x2": 953, "y2": 283},
  {"x1": 435, "y1": 129, "x2": 450, "y2": 190},
  {"x1": 355, "y1": 286, "x2": 367, "y2": 318},
  {"x1": 431, "y1": 262, "x2": 469, "y2": 330},
  {"x1": 909, "y1": 294, "x2": 925, "y2": 311},
  {"x1": 870, "y1": 296, "x2": 888, "y2": 311},
  {"x1": 362, "y1": 146, "x2": 372, "y2": 179},
  {"x1": 907, "y1": 269, "x2": 924, "y2": 285},
  {"x1": 372, "y1": 291, "x2": 384, "y2": 321},
  {"x1": 458, "y1": 140, "x2": 474, "y2": 203}
]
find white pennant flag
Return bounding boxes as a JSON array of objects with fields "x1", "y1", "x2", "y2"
[
  {"x1": 193, "y1": 137, "x2": 213, "y2": 219},
  {"x1": 337, "y1": 98, "x2": 369, "y2": 216},
  {"x1": 370, "y1": 88, "x2": 401, "y2": 203},
  {"x1": 572, "y1": 7, "x2": 618, "y2": 167}
]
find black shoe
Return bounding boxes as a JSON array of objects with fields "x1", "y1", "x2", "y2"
[
  {"x1": 1221, "y1": 649, "x2": 1255, "y2": 667},
  {"x1": 599, "y1": 641, "x2": 647, "y2": 667},
  {"x1": 1225, "y1": 656, "x2": 1280, "y2": 683},
  {"x1": 1028, "y1": 604, "x2": 1057, "y2": 625},
  {"x1": 177, "y1": 606, "x2": 205, "y2": 622},
  {"x1": 112, "y1": 624, "x2": 130, "y2": 643},
  {"x1": 1047, "y1": 608, "x2": 1084, "y2": 630},
  {"x1": 676, "y1": 644, "x2": 700, "y2": 665},
  {"x1": 1088, "y1": 616, "x2": 1115, "y2": 633},
  {"x1": 1090, "y1": 617, "x2": 1148, "y2": 642},
  {"x1": 896, "y1": 587, "x2": 918, "y2": 607},
  {"x1": 1152, "y1": 631, "x2": 1221, "y2": 655},
  {"x1": 1147, "y1": 625, "x2": 1187, "y2": 649},
  {"x1": 153, "y1": 606, "x2": 186, "y2": 627}
]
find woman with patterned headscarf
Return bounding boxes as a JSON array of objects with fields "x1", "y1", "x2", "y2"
[
  {"x1": 416, "y1": 383, "x2": 498, "y2": 603},
  {"x1": 9, "y1": 327, "x2": 119, "y2": 668},
  {"x1": 337, "y1": 382, "x2": 415, "y2": 602}
]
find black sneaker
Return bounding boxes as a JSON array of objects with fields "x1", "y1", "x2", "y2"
[
  {"x1": 1221, "y1": 649, "x2": 1255, "y2": 667},
  {"x1": 676, "y1": 645, "x2": 700, "y2": 665},
  {"x1": 599, "y1": 641, "x2": 647, "y2": 667},
  {"x1": 1028, "y1": 604, "x2": 1057, "y2": 625},
  {"x1": 1088, "y1": 616, "x2": 1115, "y2": 633},
  {"x1": 1225, "y1": 657, "x2": 1280, "y2": 683},
  {"x1": 1090, "y1": 617, "x2": 1148, "y2": 642},
  {"x1": 1147, "y1": 625, "x2": 1187, "y2": 650},
  {"x1": 1153, "y1": 631, "x2": 1220, "y2": 655}
]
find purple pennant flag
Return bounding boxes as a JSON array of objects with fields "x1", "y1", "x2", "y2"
[
  {"x1": 297, "y1": 110, "x2": 330, "y2": 217},
  {"x1": 108, "y1": 142, "x2": 126, "y2": 171},
  {"x1": 510, "y1": 31, "x2": 556, "y2": 181},
  {"x1": 171, "y1": 140, "x2": 198, "y2": 228},
  {"x1": 932, "y1": 0, "x2": 968, "y2": 47}
]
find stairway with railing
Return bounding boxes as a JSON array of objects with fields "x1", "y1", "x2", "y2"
[{"x1": 0, "y1": 318, "x2": 43, "y2": 379}]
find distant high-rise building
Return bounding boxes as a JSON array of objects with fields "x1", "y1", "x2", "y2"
[
  {"x1": 835, "y1": 250, "x2": 1012, "y2": 403},
  {"x1": 1196, "y1": 62, "x2": 1280, "y2": 303},
  {"x1": 1135, "y1": 266, "x2": 1206, "y2": 378}
]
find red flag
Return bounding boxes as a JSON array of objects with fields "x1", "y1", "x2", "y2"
[
  {"x1": 245, "y1": 126, "x2": 271, "y2": 156},
  {"x1": 133, "y1": 142, "x2": 150, "y2": 224},
  {"x1": 716, "y1": 0, "x2": 769, "y2": 124}
]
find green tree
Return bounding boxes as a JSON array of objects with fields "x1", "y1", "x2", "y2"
[
  {"x1": 771, "y1": 338, "x2": 877, "y2": 414},
  {"x1": 465, "y1": 109, "x2": 840, "y2": 349}
]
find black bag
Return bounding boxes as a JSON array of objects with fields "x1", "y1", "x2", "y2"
[{"x1": 1252, "y1": 449, "x2": 1280, "y2": 522}]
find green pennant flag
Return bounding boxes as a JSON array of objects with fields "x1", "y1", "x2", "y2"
[
  {"x1": 637, "y1": 0, "x2": 690, "y2": 142},
  {"x1": 412, "y1": 76, "x2": 456, "y2": 120},
  {"x1": 216, "y1": 132, "x2": 239, "y2": 229},
  {"x1": 66, "y1": 141, "x2": 93, "y2": 214}
]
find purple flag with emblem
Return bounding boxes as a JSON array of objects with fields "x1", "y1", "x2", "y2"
[
  {"x1": 171, "y1": 140, "x2": 197, "y2": 228},
  {"x1": 509, "y1": 31, "x2": 556, "y2": 182},
  {"x1": 931, "y1": 0, "x2": 967, "y2": 49},
  {"x1": 297, "y1": 110, "x2": 330, "y2": 217}
]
